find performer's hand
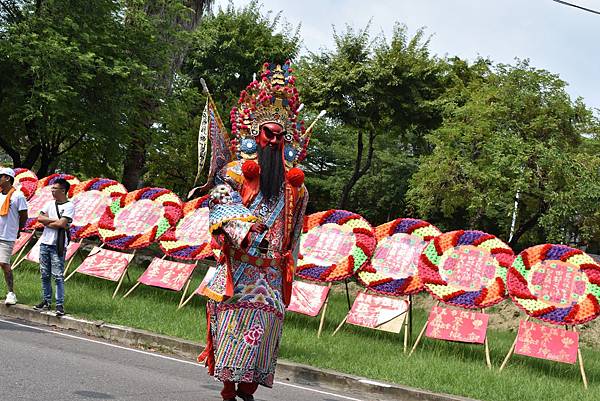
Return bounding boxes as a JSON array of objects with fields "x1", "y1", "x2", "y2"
[{"x1": 249, "y1": 222, "x2": 267, "y2": 233}]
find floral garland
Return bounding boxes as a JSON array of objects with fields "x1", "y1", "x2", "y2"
[
  {"x1": 69, "y1": 178, "x2": 127, "y2": 240},
  {"x1": 98, "y1": 187, "x2": 182, "y2": 250},
  {"x1": 14, "y1": 168, "x2": 38, "y2": 200},
  {"x1": 507, "y1": 244, "x2": 600, "y2": 325},
  {"x1": 159, "y1": 195, "x2": 213, "y2": 260},
  {"x1": 25, "y1": 173, "x2": 80, "y2": 230},
  {"x1": 357, "y1": 218, "x2": 442, "y2": 296},
  {"x1": 419, "y1": 230, "x2": 515, "y2": 309},
  {"x1": 295, "y1": 210, "x2": 376, "y2": 283}
]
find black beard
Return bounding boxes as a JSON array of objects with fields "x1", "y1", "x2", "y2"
[{"x1": 257, "y1": 145, "x2": 284, "y2": 201}]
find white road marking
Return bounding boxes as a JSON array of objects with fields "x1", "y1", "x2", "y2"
[{"x1": 0, "y1": 318, "x2": 363, "y2": 401}]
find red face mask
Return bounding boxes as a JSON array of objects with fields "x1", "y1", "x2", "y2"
[{"x1": 257, "y1": 122, "x2": 284, "y2": 149}]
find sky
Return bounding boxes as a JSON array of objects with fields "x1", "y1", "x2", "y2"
[{"x1": 214, "y1": 0, "x2": 600, "y2": 111}]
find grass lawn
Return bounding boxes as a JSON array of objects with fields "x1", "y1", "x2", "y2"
[{"x1": 7, "y1": 245, "x2": 600, "y2": 401}]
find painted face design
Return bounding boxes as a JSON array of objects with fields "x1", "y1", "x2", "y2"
[{"x1": 257, "y1": 122, "x2": 285, "y2": 149}]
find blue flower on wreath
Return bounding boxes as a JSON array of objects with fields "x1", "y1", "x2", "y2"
[
  {"x1": 241, "y1": 138, "x2": 257, "y2": 154},
  {"x1": 284, "y1": 145, "x2": 298, "y2": 162}
]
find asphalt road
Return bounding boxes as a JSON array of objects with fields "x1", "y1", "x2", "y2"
[{"x1": 0, "y1": 318, "x2": 366, "y2": 401}]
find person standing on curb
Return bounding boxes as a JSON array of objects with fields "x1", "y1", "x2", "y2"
[
  {"x1": 0, "y1": 167, "x2": 28, "y2": 305},
  {"x1": 34, "y1": 178, "x2": 74, "y2": 316}
]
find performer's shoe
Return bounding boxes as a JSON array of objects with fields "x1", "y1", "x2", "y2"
[{"x1": 236, "y1": 391, "x2": 254, "y2": 401}]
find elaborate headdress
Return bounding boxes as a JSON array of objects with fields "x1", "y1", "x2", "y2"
[{"x1": 230, "y1": 61, "x2": 311, "y2": 166}]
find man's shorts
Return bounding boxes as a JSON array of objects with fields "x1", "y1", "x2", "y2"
[{"x1": 0, "y1": 240, "x2": 15, "y2": 265}]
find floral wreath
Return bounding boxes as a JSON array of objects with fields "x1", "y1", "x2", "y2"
[
  {"x1": 69, "y1": 178, "x2": 127, "y2": 240},
  {"x1": 295, "y1": 210, "x2": 376, "y2": 282},
  {"x1": 26, "y1": 173, "x2": 80, "y2": 230},
  {"x1": 507, "y1": 244, "x2": 600, "y2": 325},
  {"x1": 98, "y1": 187, "x2": 182, "y2": 250},
  {"x1": 357, "y1": 218, "x2": 442, "y2": 296},
  {"x1": 159, "y1": 195, "x2": 213, "y2": 260},
  {"x1": 14, "y1": 168, "x2": 38, "y2": 200},
  {"x1": 419, "y1": 230, "x2": 515, "y2": 309}
]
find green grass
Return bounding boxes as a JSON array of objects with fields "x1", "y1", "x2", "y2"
[{"x1": 6, "y1": 246, "x2": 600, "y2": 401}]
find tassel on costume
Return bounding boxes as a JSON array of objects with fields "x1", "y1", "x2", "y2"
[{"x1": 198, "y1": 306, "x2": 215, "y2": 375}]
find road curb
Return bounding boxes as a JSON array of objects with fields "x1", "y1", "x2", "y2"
[{"x1": 0, "y1": 303, "x2": 477, "y2": 401}]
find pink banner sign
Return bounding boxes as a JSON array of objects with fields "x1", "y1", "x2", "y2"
[
  {"x1": 286, "y1": 281, "x2": 330, "y2": 316},
  {"x1": 347, "y1": 292, "x2": 409, "y2": 333},
  {"x1": 114, "y1": 199, "x2": 163, "y2": 235},
  {"x1": 529, "y1": 261, "x2": 587, "y2": 308},
  {"x1": 27, "y1": 187, "x2": 53, "y2": 219},
  {"x1": 426, "y1": 305, "x2": 489, "y2": 344},
  {"x1": 301, "y1": 223, "x2": 356, "y2": 266},
  {"x1": 515, "y1": 320, "x2": 579, "y2": 364},
  {"x1": 72, "y1": 190, "x2": 111, "y2": 227},
  {"x1": 77, "y1": 247, "x2": 134, "y2": 281},
  {"x1": 26, "y1": 239, "x2": 81, "y2": 263},
  {"x1": 439, "y1": 245, "x2": 497, "y2": 291},
  {"x1": 138, "y1": 258, "x2": 196, "y2": 291},
  {"x1": 371, "y1": 233, "x2": 427, "y2": 280},
  {"x1": 12, "y1": 232, "x2": 33, "y2": 255},
  {"x1": 175, "y1": 208, "x2": 210, "y2": 244},
  {"x1": 195, "y1": 266, "x2": 216, "y2": 295}
]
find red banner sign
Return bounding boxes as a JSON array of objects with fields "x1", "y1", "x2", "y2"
[
  {"x1": 439, "y1": 245, "x2": 497, "y2": 292},
  {"x1": 138, "y1": 258, "x2": 196, "y2": 291},
  {"x1": 114, "y1": 199, "x2": 163, "y2": 235},
  {"x1": 426, "y1": 305, "x2": 489, "y2": 343},
  {"x1": 195, "y1": 266, "x2": 216, "y2": 295},
  {"x1": 346, "y1": 292, "x2": 409, "y2": 333},
  {"x1": 371, "y1": 233, "x2": 427, "y2": 279},
  {"x1": 515, "y1": 320, "x2": 578, "y2": 364},
  {"x1": 301, "y1": 223, "x2": 356, "y2": 266},
  {"x1": 77, "y1": 247, "x2": 134, "y2": 281},
  {"x1": 72, "y1": 190, "x2": 111, "y2": 227},
  {"x1": 286, "y1": 281, "x2": 330, "y2": 316},
  {"x1": 529, "y1": 261, "x2": 587, "y2": 308},
  {"x1": 26, "y1": 239, "x2": 81, "y2": 263},
  {"x1": 12, "y1": 232, "x2": 33, "y2": 255}
]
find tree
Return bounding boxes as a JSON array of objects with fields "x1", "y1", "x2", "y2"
[{"x1": 407, "y1": 60, "x2": 600, "y2": 248}]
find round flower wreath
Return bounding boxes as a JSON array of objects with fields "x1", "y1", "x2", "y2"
[
  {"x1": 159, "y1": 195, "x2": 213, "y2": 260},
  {"x1": 357, "y1": 218, "x2": 442, "y2": 296},
  {"x1": 507, "y1": 244, "x2": 600, "y2": 325},
  {"x1": 98, "y1": 187, "x2": 182, "y2": 250},
  {"x1": 26, "y1": 173, "x2": 80, "y2": 230},
  {"x1": 69, "y1": 178, "x2": 127, "y2": 240},
  {"x1": 14, "y1": 168, "x2": 38, "y2": 200},
  {"x1": 295, "y1": 210, "x2": 376, "y2": 283},
  {"x1": 419, "y1": 230, "x2": 515, "y2": 309}
]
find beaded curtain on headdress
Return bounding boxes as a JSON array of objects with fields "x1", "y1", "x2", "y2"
[{"x1": 230, "y1": 61, "x2": 310, "y2": 166}]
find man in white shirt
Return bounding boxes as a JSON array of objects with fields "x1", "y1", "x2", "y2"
[
  {"x1": 0, "y1": 167, "x2": 28, "y2": 305},
  {"x1": 34, "y1": 178, "x2": 74, "y2": 316}
]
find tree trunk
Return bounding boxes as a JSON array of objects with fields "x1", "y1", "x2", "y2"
[
  {"x1": 121, "y1": 132, "x2": 148, "y2": 190},
  {"x1": 337, "y1": 129, "x2": 376, "y2": 209}
]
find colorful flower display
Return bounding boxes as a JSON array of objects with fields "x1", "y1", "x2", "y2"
[{"x1": 14, "y1": 168, "x2": 38, "y2": 200}]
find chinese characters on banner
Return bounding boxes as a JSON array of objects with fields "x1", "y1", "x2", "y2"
[
  {"x1": 529, "y1": 261, "x2": 587, "y2": 308},
  {"x1": 27, "y1": 187, "x2": 53, "y2": 219},
  {"x1": 11, "y1": 232, "x2": 33, "y2": 255},
  {"x1": 114, "y1": 199, "x2": 162, "y2": 235},
  {"x1": 77, "y1": 247, "x2": 134, "y2": 281},
  {"x1": 371, "y1": 233, "x2": 427, "y2": 279},
  {"x1": 439, "y1": 245, "x2": 497, "y2": 291},
  {"x1": 175, "y1": 208, "x2": 211, "y2": 244},
  {"x1": 301, "y1": 223, "x2": 356, "y2": 266},
  {"x1": 426, "y1": 305, "x2": 489, "y2": 344},
  {"x1": 138, "y1": 258, "x2": 196, "y2": 291},
  {"x1": 286, "y1": 281, "x2": 330, "y2": 317},
  {"x1": 72, "y1": 190, "x2": 110, "y2": 227},
  {"x1": 346, "y1": 292, "x2": 409, "y2": 333},
  {"x1": 515, "y1": 320, "x2": 579, "y2": 364},
  {"x1": 26, "y1": 239, "x2": 81, "y2": 263}
]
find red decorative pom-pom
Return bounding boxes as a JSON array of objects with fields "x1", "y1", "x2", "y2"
[
  {"x1": 242, "y1": 160, "x2": 260, "y2": 180},
  {"x1": 286, "y1": 167, "x2": 304, "y2": 187}
]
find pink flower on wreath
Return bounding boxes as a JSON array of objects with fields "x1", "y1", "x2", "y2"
[{"x1": 243, "y1": 325, "x2": 264, "y2": 347}]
